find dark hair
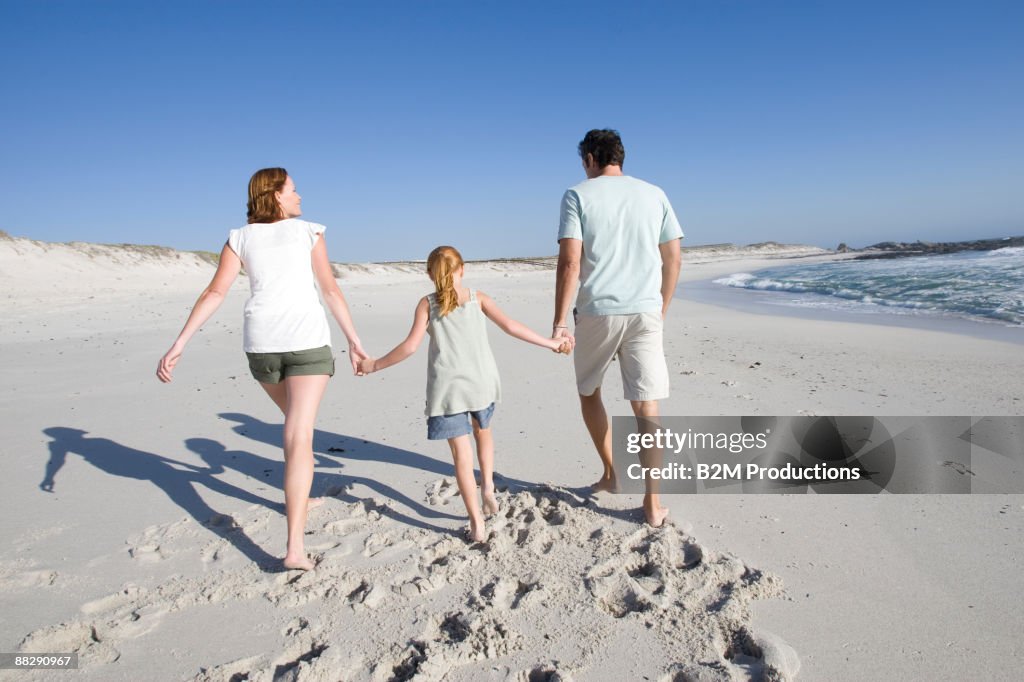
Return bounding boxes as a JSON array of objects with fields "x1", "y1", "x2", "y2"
[
  {"x1": 578, "y1": 129, "x2": 625, "y2": 169},
  {"x1": 246, "y1": 167, "x2": 289, "y2": 223}
]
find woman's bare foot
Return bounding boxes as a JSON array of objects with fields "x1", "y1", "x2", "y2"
[
  {"x1": 481, "y1": 487, "x2": 499, "y2": 515},
  {"x1": 307, "y1": 497, "x2": 325, "y2": 511},
  {"x1": 282, "y1": 553, "x2": 315, "y2": 571}
]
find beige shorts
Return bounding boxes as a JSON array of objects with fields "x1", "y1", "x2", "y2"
[{"x1": 573, "y1": 312, "x2": 670, "y2": 401}]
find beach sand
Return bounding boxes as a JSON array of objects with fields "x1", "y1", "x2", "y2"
[{"x1": 2, "y1": 234, "x2": 1022, "y2": 680}]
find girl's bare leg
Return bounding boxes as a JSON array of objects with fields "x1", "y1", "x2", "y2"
[
  {"x1": 472, "y1": 420, "x2": 498, "y2": 515},
  {"x1": 448, "y1": 434, "x2": 485, "y2": 541},
  {"x1": 261, "y1": 374, "x2": 330, "y2": 570}
]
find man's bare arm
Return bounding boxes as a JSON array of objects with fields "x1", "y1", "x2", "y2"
[
  {"x1": 554, "y1": 238, "x2": 582, "y2": 333},
  {"x1": 659, "y1": 238, "x2": 682, "y2": 318}
]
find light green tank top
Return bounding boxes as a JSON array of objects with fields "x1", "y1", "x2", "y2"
[{"x1": 425, "y1": 290, "x2": 502, "y2": 417}]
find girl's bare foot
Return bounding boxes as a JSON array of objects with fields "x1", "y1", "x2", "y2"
[
  {"x1": 467, "y1": 518, "x2": 486, "y2": 543},
  {"x1": 282, "y1": 553, "x2": 315, "y2": 571},
  {"x1": 481, "y1": 487, "x2": 499, "y2": 515},
  {"x1": 644, "y1": 505, "x2": 669, "y2": 528}
]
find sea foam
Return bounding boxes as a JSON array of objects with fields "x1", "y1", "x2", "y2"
[{"x1": 714, "y1": 249, "x2": 1024, "y2": 327}]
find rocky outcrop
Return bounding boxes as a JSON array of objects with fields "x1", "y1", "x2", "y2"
[{"x1": 855, "y1": 236, "x2": 1024, "y2": 260}]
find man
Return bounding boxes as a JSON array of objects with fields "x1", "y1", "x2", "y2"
[{"x1": 553, "y1": 129, "x2": 683, "y2": 527}]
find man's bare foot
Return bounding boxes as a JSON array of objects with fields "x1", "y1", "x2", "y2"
[
  {"x1": 644, "y1": 506, "x2": 669, "y2": 528},
  {"x1": 282, "y1": 553, "x2": 315, "y2": 571},
  {"x1": 481, "y1": 488, "x2": 499, "y2": 515},
  {"x1": 590, "y1": 475, "x2": 619, "y2": 494},
  {"x1": 467, "y1": 517, "x2": 486, "y2": 543}
]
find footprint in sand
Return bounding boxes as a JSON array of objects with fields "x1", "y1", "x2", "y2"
[
  {"x1": 0, "y1": 569, "x2": 58, "y2": 590},
  {"x1": 323, "y1": 518, "x2": 363, "y2": 534},
  {"x1": 425, "y1": 477, "x2": 461, "y2": 506},
  {"x1": 16, "y1": 482, "x2": 796, "y2": 681},
  {"x1": 432, "y1": 610, "x2": 522, "y2": 662},
  {"x1": 408, "y1": 536, "x2": 484, "y2": 594},
  {"x1": 197, "y1": 537, "x2": 231, "y2": 564},
  {"x1": 128, "y1": 543, "x2": 166, "y2": 563},
  {"x1": 19, "y1": 621, "x2": 121, "y2": 669},
  {"x1": 346, "y1": 579, "x2": 385, "y2": 611},
  {"x1": 475, "y1": 576, "x2": 543, "y2": 612},
  {"x1": 586, "y1": 525, "x2": 707, "y2": 617},
  {"x1": 378, "y1": 610, "x2": 523, "y2": 680},
  {"x1": 362, "y1": 532, "x2": 394, "y2": 557},
  {"x1": 126, "y1": 517, "x2": 196, "y2": 563},
  {"x1": 79, "y1": 586, "x2": 146, "y2": 615}
]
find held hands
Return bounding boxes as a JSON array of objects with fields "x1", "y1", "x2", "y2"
[
  {"x1": 550, "y1": 339, "x2": 572, "y2": 355},
  {"x1": 551, "y1": 326, "x2": 575, "y2": 355},
  {"x1": 348, "y1": 339, "x2": 369, "y2": 375},
  {"x1": 356, "y1": 356, "x2": 376, "y2": 376}
]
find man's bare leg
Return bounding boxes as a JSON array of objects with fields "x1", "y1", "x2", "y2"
[
  {"x1": 472, "y1": 420, "x2": 498, "y2": 515},
  {"x1": 631, "y1": 398, "x2": 669, "y2": 527},
  {"x1": 580, "y1": 387, "x2": 617, "y2": 492}
]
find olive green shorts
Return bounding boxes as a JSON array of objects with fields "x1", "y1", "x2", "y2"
[{"x1": 245, "y1": 345, "x2": 335, "y2": 384}]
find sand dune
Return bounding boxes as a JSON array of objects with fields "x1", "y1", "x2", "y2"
[{"x1": 0, "y1": 231, "x2": 829, "y2": 287}]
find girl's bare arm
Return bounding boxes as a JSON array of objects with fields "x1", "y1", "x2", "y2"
[
  {"x1": 360, "y1": 297, "x2": 430, "y2": 373},
  {"x1": 478, "y1": 291, "x2": 568, "y2": 352}
]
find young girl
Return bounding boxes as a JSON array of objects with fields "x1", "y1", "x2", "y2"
[{"x1": 358, "y1": 246, "x2": 570, "y2": 542}]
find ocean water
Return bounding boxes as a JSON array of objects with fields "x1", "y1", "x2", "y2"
[{"x1": 713, "y1": 247, "x2": 1024, "y2": 328}]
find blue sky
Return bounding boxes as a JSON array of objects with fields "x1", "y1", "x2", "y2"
[{"x1": 2, "y1": 1, "x2": 1022, "y2": 262}]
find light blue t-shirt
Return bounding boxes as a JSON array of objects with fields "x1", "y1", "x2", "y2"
[{"x1": 558, "y1": 175, "x2": 683, "y2": 316}]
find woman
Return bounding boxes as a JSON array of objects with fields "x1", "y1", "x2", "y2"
[{"x1": 157, "y1": 167, "x2": 366, "y2": 571}]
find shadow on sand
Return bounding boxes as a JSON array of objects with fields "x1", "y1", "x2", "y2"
[
  {"x1": 40, "y1": 427, "x2": 283, "y2": 570},
  {"x1": 185, "y1": 437, "x2": 462, "y2": 533},
  {"x1": 40, "y1": 419, "x2": 633, "y2": 564},
  {"x1": 219, "y1": 412, "x2": 536, "y2": 492},
  {"x1": 219, "y1": 412, "x2": 650, "y2": 527}
]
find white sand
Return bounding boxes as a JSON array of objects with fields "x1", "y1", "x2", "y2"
[{"x1": 1, "y1": 233, "x2": 1022, "y2": 681}]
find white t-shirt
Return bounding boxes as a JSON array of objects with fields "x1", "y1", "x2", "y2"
[
  {"x1": 227, "y1": 218, "x2": 331, "y2": 353},
  {"x1": 558, "y1": 175, "x2": 683, "y2": 316}
]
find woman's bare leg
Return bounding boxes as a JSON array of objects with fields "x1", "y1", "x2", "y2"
[
  {"x1": 448, "y1": 435, "x2": 485, "y2": 541},
  {"x1": 259, "y1": 380, "x2": 325, "y2": 519},
  {"x1": 260, "y1": 374, "x2": 330, "y2": 570},
  {"x1": 259, "y1": 380, "x2": 288, "y2": 414}
]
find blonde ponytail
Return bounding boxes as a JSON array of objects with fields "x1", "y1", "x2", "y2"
[{"x1": 427, "y1": 246, "x2": 465, "y2": 317}]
